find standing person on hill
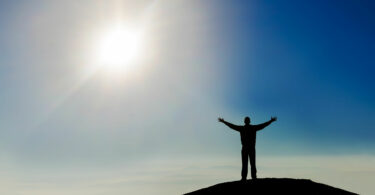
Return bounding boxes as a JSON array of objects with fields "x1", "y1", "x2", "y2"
[{"x1": 218, "y1": 116, "x2": 277, "y2": 181}]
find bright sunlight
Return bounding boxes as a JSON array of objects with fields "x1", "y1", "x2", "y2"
[{"x1": 95, "y1": 25, "x2": 143, "y2": 73}]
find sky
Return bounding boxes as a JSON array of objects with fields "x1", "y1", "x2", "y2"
[{"x1": 0, "y1": 0, "x2": 374, "y2": 194}]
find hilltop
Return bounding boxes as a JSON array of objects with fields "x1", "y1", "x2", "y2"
[{"x1": 185, "y1": 178, "x2": 357, "y2": 195}]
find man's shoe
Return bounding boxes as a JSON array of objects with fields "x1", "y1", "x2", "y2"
[{"x1": 251, "y1": 175, "x2": 257, "y2": 180}]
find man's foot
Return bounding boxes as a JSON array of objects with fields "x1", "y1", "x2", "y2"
[{"x1": 240, "y1": 178, "x2": 247, "y2": 182}]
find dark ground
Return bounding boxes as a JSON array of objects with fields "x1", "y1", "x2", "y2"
[{"x1": 185, "y1": 178, "x2": 357, "y2": 195}]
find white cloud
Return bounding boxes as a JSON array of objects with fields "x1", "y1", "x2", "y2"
[{"x1": 0, "y1": 155, "x2": 373, "y2": 194}]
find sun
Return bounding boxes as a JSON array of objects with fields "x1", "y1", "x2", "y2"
[{"x1": 95, "y1": 25, "x2": 143, "y2": 73}]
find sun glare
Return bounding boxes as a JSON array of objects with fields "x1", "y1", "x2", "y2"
[{"x1": 96, "y1": 25, "x2": 143, "y2": 73}]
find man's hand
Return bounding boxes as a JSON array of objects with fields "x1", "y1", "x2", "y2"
[
  {"x1": 218, "y1": 117, "x2": 225, "y2": 123},
  {"x1": 271, "y1": 116, "x2": 277, "y2": 122}
]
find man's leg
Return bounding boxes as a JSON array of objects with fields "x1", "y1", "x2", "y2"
[
  {"x1": 241, "y1": 148, "x2": 248, "y2": 181},
  {"x1": 249, "y1": 147, "x2": 257, "y2": 179}
]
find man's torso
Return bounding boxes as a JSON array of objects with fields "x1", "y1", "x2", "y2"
[{"x1": 239, "y1": 125, "x2": 257, "y2": 147}]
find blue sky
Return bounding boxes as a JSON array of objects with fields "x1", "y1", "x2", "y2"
[
  {"x1": 0, "y1": 0, "x2": 374, "y2": 194},
  {"x1": 211, "y1": 0, "x2": 375, "y2": 154}
]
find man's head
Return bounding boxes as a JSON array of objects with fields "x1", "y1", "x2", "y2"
[{"x1": 244, "y1": 116, "x2": 251, "y2": 125}]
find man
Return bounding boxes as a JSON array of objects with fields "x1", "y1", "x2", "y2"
[{"x1": 218, "y1": 116, "x2": 277, "y2": 181}]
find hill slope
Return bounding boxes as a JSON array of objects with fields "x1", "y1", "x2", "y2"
[{"x1": 185, "y1": 178, "x2": 357, "y2": 195}]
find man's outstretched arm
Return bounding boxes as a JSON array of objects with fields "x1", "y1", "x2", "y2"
[
  {"x1": 218, "y1": 117, "x2": 241, "y2": 132},
  {"x1": 253, "y1": 116, "x2": 277, "y2": 131}
]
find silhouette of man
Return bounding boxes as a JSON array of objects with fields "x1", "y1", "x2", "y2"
[{"x1": 218, "y1": 116, "x2": 277, "y2": 181}]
